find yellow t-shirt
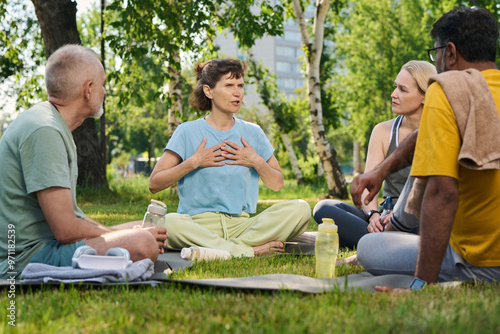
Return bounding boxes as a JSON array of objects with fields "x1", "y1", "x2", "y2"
[{"x1": 411, "y1": 69, "x2": 500, "y2": 267}]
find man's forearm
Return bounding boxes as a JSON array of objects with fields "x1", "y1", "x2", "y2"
[
  {"x1": 350, "y1": 131, "x2": 418, "y2": 208},
  {"x1": 415, "y1": 175, "x2": 459, "y2": 283},
  {"x1": 378, "y1": 130, "x2": 418, "y2": 178},
  {"x1": 53, "y1": 217, "x2": 113, "y2": 244}
]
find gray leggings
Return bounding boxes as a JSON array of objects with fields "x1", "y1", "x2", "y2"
[{"x1": 357, "y1": 232, "x2": 500, "y2": 283}]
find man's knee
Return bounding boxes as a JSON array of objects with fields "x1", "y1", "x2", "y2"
[
  {"x1": 130, "y1": 230, "x2": 158, "y2": 262},
  {"x1": 356, "y1": 233, "x2": 380, "y2": 270}
]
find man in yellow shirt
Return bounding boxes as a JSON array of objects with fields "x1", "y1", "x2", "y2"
[{"x1": 352, "y1": 7, "x2": 500, "y2": 289}]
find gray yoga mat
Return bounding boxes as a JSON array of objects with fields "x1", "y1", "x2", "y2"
[
  {"x1": 154, "y1": 250, "x2": 193, "y2": 273},
  {"x1": 151, "y1": 245, "x2": 419, "y2": 293},
  {"x1": 0, "y1": 244, "x2": 461, "y2": 292},
  {"x1": 150, "y1": 272, "x2": 415, "y2": 293}
]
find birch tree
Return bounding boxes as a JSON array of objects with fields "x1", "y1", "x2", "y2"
[
  {"x1": 291, "y1": 0, "x2": 347, "y2": 198},
  {"x1": 247, "y1": 58, "x2": 305, "y2": 184},
  {"x1": 167, "y1": 50, "x2": 182, "y2": 138},
  {"x1": 333, "y1": 0, "x2": 441, "y2": 150},
  {"x1": 107, "y1": 0, "x2": 284, "y2": 139}
]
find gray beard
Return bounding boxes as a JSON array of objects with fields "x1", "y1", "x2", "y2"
[{"x1": 92, "y1": 105, "x2": 104, "y2": 118}]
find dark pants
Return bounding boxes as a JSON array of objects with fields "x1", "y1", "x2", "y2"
[{"x1": 313, "y1": 200, "x2": 369, "y2": 249}]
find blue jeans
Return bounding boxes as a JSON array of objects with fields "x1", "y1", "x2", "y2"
[{"x1": 357, "y1": 232, "x2": 500, "y2": 283}]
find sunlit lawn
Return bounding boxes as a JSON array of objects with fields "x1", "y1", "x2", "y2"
[{"x1": 2, "y1": 176, "x2": 499, "y2": 333}]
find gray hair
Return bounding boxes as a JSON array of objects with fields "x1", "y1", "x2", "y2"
[{"x1": 45, "y1": 45, "x2": 101, "y2": 100}]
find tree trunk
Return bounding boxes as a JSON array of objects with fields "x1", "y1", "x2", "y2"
[
  {"x1": 32, "y1": 0, "x2": 108, "y2": 188},
  {"x1": 292, "y1": 0, "x2": 347, "y2": 198},
  {"x1": 99, "y1": 0, "x2": 108, "y2": 181},
  {"x1": 31, "y1": 0, "x2": 81, "y2": 56},
  {"x1": 353, "y1": 140, "x2": 363, "y2": 175},
  {"x1": 317, "y1": 156, "x2": 324, "y2": 178},
  {"x1": 167, "y1": 49, "x2": 182, "y2": 194},
  {"x1": 246, "y1": 57, "x2": 305, "y2": 185},
  {"x1": 167, "y1": 49, "x2": 182, "y2": 139},
  {"x1": 281, "y1": 133, "x2": 304, "y2": 184}
]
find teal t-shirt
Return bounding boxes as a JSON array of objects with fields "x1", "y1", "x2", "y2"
[
  {"x1": 166, "y1": 117, "x2": 274, "y2": 216},
  {"x1": 0, "y1": 102, "x2": 84, "y2": 278}
]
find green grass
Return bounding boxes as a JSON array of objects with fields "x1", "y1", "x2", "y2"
[{"x1": 2, "y1": 176, "x2": 499, "y2": 333}]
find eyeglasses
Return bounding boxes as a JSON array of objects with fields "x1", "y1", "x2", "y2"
[{"x1": 427, "y1": 45, "x2": 446, "y2": 62}]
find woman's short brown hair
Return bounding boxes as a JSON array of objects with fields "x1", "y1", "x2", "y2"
[{"x1": 189, "y1": 58, "x2": 247, "y2": 111}]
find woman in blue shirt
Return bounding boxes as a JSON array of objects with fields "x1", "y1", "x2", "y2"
[{"x1": 149, "y1": 58, "x2": 311, "y2": 257}]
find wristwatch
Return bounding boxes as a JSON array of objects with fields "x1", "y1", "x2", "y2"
[
  {"x1": 366, "y1": 210, "x2": 380, "y2": 220},
  {"x1": 409, "y1": 277, "x2": 427, "y2": 290}
]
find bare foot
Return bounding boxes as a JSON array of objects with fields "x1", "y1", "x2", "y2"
[
  {"x1": 253, "y1": 241, "x2": 284, "y2": 256},
  {"x1": 336, "y1": 254, "x2": 358, "y2": 266}
]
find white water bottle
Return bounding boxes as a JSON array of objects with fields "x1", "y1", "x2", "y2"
[
  {"x1": 180, "y1": 247, "x2": 232, "y2": 262},
  {"x1": 380, "y1": 196, "x2": 394, "y2": 219},
  {"x1": 142, "y1": 199, "x2": 167, "y2": 227}
]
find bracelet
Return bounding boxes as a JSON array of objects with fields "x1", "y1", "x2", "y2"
[{"x1": 366, "y1": 210, "x2": 380, "y2": 220}]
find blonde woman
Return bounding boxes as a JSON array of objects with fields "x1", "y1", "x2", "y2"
[{"x1": 313, "y1": 60, "x2": 436, "y2": 249}]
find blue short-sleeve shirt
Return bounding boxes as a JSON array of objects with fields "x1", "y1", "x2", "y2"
[{"x1": 166, "y1": 117, "x2": 274, "y2": 215}]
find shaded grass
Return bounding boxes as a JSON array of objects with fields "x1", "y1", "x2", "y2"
[{"x1": 2, "y1": 176, "x2": 499, "y2": 333}]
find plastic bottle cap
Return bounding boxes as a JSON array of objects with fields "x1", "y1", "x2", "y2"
[
  {"x1": 383, "y1": 197, "x2": 394, "y2": 210},
  {"x1": 180, "y1": 248, "x2": 191, "y2": 260},
  {"x1": 319, "y1": 218, "x2": 338, "y2": 232},
  {"x1": 148, "y1": 199, "x2": 167, "y2": 216}
]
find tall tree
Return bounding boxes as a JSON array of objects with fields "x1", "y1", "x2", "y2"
[
  {"x1": 0, "y1": 0, "x2": 45, "y2": 112},
  {"x1": 31, "y1": 0, "x2": 107, "y2": 188},
  {"x1": 247, "y1": 57, "x2": 305, "y2": 184},
  {"x1": 0, "y1": 0, "x2": 108, "y2": 188},
  {"x1": 290, "y1": 0, "x2": 348, "y2": 198},
  {"x1": 333, "y1": 0, "x2": 443, "y2": 152},
  {"x1": 106, "y1": 0, "x2": 285, "y2": 143}
]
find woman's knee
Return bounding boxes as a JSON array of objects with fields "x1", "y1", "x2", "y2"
[
  {"x1": 162, "y1": 213, "x2": 190, "y2": 235},
  {"x1": 313, "y1": 199, "x2": 343, "y2": 223},
  {"x1": 293, "y1": 199, "x2": 312, "y2": 223}
]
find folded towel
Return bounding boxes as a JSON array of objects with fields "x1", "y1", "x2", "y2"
[
  {"x1": 406, "y1": 69, "x2": 500, "y2": 217},
  {"x1": 405, "y1": 178, "x2": 427, "y2": 217},
  {"x1": 432, "y1": 69, "x2": 500, "y2": 170},
  {"x1": 20, "y1": 259, "x2": 154, "y2": 284}
]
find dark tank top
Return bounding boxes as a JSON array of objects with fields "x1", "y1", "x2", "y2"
[{"x1": 382, "y1": 115, "x2": 411, "y2": 203}]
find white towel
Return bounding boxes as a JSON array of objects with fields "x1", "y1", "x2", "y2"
[{"x1": 20, "y1": 259, "x2": 154, "y2": 284}]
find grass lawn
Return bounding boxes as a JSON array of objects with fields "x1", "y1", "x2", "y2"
[{"x1": 2, "y1": 177, "x2": 499, "y2": 333}]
